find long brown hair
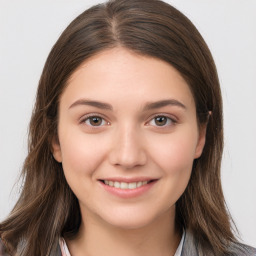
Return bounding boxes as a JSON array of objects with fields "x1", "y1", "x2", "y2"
[{"x1": 0, "y1": 0, "x2": 240, "y2": 255}]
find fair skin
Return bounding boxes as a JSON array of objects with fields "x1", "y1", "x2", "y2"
[{"x1": 52, "y1": 47, "x2": 206, "y2": 256}]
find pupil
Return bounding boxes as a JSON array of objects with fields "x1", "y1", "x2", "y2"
[
  {"x1": 155, "y1": 116, "x2": 167, "y2": 126},
  {"x1": 90, "y1": 117, "x2": 102, "y2": 126}
]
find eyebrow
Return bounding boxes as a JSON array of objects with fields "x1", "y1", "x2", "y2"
[
  {"x1": 69, "y1": 98, "x2": 186, "y2": 111},
  {"x1": 143, "y1": 99, "x2": 186, "y2": 111},
  {"x1": 69, "y1": 99, "x2": 113, "y2": 110}
]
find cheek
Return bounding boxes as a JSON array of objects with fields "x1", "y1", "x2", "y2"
[
  {"x1": 59, "y1": 129, "x2": 108, "y2": 179},
  {"x1": 59, "y1": 132, "x2": 110, "y2": 203},
  {"x1": 149, "y1": 129, "x2": 198, "y2": 172},
  {"x1": 148, "y1": 134, "x2": 196, "y2": 208},
  {"x1": 148, "y1": 128, "x2": 198, "y2": 196}
]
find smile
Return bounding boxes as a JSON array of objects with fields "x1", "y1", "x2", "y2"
[
  {"x1": 103, "y1": 180, "x2": 149, "y2": 190},
  {"x1": 99, "y1": 179, "x2": 158, "y2": 198}
]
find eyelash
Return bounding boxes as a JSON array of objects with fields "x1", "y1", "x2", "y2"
[
  {"x1": 80, "y1": 114, "x2": 110, "y2": 127},
  {"x1": 146, "y1": 114, "x2": 177, "y2": 128},
  {"x1": 79, "y1": 113, "x2": 177, "y2": 128}
]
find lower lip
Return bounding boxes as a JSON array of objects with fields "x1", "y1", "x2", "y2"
[{"x1": 99, "y1": 180, "x2": 158, "y2": 199}]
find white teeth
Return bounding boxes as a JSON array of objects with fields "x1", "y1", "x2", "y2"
[
  {"x1": 137, "y1": 181, "x2": 143, "y2": 188},
  {"x1": 120, "y1": 182, "x2": 128, "y2": 189},
  {"x1": 114, "y1": 181, "x2": 120, "y2": 188},
  {"x1": 128, "y1": 182, "x2": 137, "y2": 189},
  {"x1": 103, "y1": 180, "x2": 150, "y2": 190}
]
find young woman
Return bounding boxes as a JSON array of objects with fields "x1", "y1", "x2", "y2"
[{"x1": 0, "y1": 0, "x2": 255, "y2": 255}]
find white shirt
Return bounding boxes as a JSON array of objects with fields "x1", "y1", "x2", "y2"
[
  {"x1": 174, "y1": 231, "x2": 185, "y2": 256},
  {"x1": 60, "y1": 232, "x2": 185, "y2": 256}
]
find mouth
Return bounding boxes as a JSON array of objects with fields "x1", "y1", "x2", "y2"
[{"x1": 99, "y1": 179, "x2": 156, "y2": 190}]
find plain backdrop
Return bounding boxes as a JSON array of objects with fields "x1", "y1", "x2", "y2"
[{"x1": 0, "y1": 0, "x2": 255, "y2": 247}]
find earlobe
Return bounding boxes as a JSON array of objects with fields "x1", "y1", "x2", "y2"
[{"x1": 51, "y1": 137, "x2": 62, "y2": 163}]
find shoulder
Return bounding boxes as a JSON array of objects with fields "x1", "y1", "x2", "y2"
[
  {"x1": 230, "y1": 243, "x2": 256, "y2": 256},
  {"x1": 0, "y1": 237, "x2": 62, "y2": 256},
  {"x1": 0, "y1": 239, "x2": 9, "y2": 256},
  {"x1": 181, "y1": 229, "x2": 256, "y2": 256}
]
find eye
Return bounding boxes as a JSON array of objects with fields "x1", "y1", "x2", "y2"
[
  {"x1": 147, "y1": 115, "x2": 176, "y2": 127},
  {"x1": 82, "y1": 115, "x2": 109, "y2": 127}
]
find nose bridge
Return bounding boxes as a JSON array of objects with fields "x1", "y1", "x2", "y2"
[{"x1": 109, "y1": 122, "x2": 147, "y2": 169}]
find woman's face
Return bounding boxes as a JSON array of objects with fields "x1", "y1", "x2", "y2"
[{"x1": 52, "y1": 47, "x2": 206, "y2": 229}]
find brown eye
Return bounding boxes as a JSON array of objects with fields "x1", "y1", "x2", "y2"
[
  {"x1": 147, "y1": 115, "x2": 175, "y2": 127},
  {"x1": 89, "y1": 117, "x2": 102, "y2": 126},
  {"x1": 84, "y1": 116, "x2": 108, "y2": 127},
  {"x1": 154, "y1": 116, "x2": 168, "y2": 126}
]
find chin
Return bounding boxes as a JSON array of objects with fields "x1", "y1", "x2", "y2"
[
  {"x1": 98, "y1": 207, "x2": 166, "y2": 230},
  {"x1": 106, "y1": 216, "x2": 154, "y2": 230}
]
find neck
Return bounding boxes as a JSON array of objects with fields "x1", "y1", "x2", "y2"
[{"x1": 67, "y1": 207, "x2": 182, "y2": 256}]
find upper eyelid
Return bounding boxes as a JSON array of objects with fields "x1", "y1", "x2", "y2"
[
  {"x1": 146, "y1": 113, "x2": 178, "y2": 123},
  {"x1": 79, "y1": 113, "x2": 108, "y2": 122},
  {"x1": 79, "y1": 115, "x2": 110, "y2": 129}
]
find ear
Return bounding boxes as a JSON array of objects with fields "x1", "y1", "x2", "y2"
[
  {"x1": 51, "y1": 136, "x2": 62, "y2": 163},
  {"x1": 194, "y1": 123, "x2": 207, "y2": 159}
]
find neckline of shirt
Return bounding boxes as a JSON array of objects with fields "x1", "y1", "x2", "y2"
[{"x1": 60, "y1": 231, "x2": 185, "y2": 256}]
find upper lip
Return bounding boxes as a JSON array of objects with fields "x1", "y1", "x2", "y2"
[{"x1": 98, "y1": 177, "x2": 158, "y2": 183}]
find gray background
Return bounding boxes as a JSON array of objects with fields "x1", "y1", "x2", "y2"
[{"x1": 0, "y1": 0, "x2": 255, "y2": 247}]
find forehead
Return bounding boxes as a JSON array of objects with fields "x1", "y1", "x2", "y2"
[{"x1": 60, "y1": 47, "x2": 195, "y2": 110}]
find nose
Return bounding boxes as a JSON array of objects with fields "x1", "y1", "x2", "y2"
[{"x1": 108, "y1": 125, "x2": 147, "y2": 169}]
